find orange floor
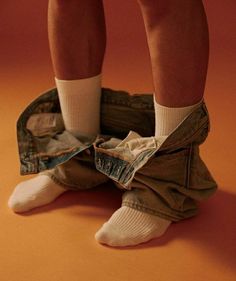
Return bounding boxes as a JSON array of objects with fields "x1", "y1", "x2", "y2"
[
  {"x1": 0, "y1": 53, "x2": 235, "y2": 281},
  {"x1": 0, "y1": 17, "x2": 236, "y2": 281}
]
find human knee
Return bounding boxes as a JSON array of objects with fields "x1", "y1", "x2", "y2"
[
  {"x1": 50, "y1": 0, "x2": 103, "y2": 16},
  {"x1": 51, "y1": 0, "x2": 97, "y2": 8},
  {"x1": 137, "y1": 0, "x2": 154, "y2": 5},
  {"x1": 136, "y1": 0, "x2": 170, "y2": 17},
  {"x1": 138, "y1": 0, "x2": 204, "y2": 10},
  {"x1": 137, "y1": 0, "x2": 160, "y2": 8},
  {"x1": 49, "y1": 0, "x2": 94, "y2": 18},
  {"x1": 49, "y1": 0, "x2": 86, "y2": 14},
  {"x1": 137, "y1": 0, "x2": 170, "y2": 26}
]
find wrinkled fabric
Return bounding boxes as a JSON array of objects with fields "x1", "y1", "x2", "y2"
[{"x1": 17, "y1": 87, "x2": 217, "y2": 221}]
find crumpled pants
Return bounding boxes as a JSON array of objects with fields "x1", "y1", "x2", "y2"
[{"x1": 17, "y1": 87, "x2": 217, "y2": 221}]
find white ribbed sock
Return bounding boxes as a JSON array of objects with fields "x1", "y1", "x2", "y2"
[
  {"x1": 55, "y1": 73, "x2": 102, "y2": 138},
  {"x1": 8, "y1": 175, "x2": 66, "y2": 213},
  {"x1": 154, "y1": 95, "x2": 203, "y2": 136},
  {"x1": 95, "y1": 97, "x2": 203, "y2": 247},
  {"x1": 95, "y1": 206, "x2": 171, "y2": 247}
]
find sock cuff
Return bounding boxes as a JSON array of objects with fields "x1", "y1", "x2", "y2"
[
  {"x1": 153, "y1": 95, "x2": 203, "y2": 111},
  {"x1": 55, "y1": 73, "x2": 102, "y2": 84},
  {"x1": 55, "y1": 73, "x2": 102, "y2": 95},
  {"x1": 153, "y1": 95, "x2": 204, "y2": 136}
]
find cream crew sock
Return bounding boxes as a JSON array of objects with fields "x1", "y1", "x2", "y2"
[
  {"x1": 154, "y1": 95, "x2": 203, "y2": 136},
  {"x1": 95, "y1": 95, "x2": 203, "y2": 247},
  {"x1": 95, "y1": 206, "x2": 171, "y2": 247},
  {"x1": 55, "y1": 73, "x2": 102, "y2": 138},
  {"x1": 8, "y1": 74, "x2": 102, "y2": 213},
  {"x1": 8, "y1": 175, "x2": 66, "y2": 213}
]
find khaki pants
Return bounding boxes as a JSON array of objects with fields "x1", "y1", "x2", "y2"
[{"x1": 17, "y1": 87, "x2": 217, "y2": 221}]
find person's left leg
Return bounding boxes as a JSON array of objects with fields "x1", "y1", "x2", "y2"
[{"x1": 95, "y1": 0, "x2": 210, "y2": 247}]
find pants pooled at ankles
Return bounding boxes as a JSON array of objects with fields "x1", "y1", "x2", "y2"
[{"x1": 16, "y1": 87, "x2": 217, "y2": 221}]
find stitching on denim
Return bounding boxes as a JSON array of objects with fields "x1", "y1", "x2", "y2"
[{"x1": 185, "y1": 143, "x2": 193, "y2": 190}]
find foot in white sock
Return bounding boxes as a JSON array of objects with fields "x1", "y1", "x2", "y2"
[
  {"x1": 95, "y1": 206, "x2": 171, "y2": 247},
  {"x1": 8, "y1": 175, "x2": 67, "y2": 213}
]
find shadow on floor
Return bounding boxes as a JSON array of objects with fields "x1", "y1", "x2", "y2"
[
  {"x1": 18, "y1": 181, "x2": 123, "y2": 217},
  {"x1": 18, "y1": 185, "x2": 236, "y2": 271},
  {"x1": 136, "y1": 189, "x2": 236, "y2": 271}
]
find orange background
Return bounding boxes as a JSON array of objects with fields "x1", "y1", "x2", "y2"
[{"x1": 0, "y1": 1, "x2": 235, "y2": 281}]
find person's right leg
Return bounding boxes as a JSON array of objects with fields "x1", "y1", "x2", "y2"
[
  {"x1": 49, "y1": 0, "x2": 106, "y2": 138},
  {"x1": 8, "y1": 0, "x2": 107, "y2": 213}
]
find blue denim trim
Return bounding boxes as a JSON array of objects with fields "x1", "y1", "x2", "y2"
[
  {"x1": 95, "y1": 152, "x2": 128, "y2": 182},
  {"x1": 17, "y1": 88, "x2": 94, "y2": 174}
]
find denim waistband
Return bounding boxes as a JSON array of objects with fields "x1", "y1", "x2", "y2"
[{"x1": 17, "y1": 87, "x2": 210, "y2": 189}]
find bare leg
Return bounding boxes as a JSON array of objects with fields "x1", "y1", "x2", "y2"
[
  {"x1": 48, "y1": 0, "x2": 107, "y2": 137},
  {"x1": 137, "y1": 0, "x2": 209, "y2": 107},
  {"x1": 48, "y1": 0, "x2": 106, "y2": 80}
]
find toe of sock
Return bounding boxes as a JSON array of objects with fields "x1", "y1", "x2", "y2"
[
  {"x1": 95, "y1": 207, "x2": 172, "y2": 247},
  {"x1": 8, "y1": 197, "x2": 27, "y2": 213},
  {"x1": 95, "y1": 223, "x2": 122, "y2": 247},
  {"x1": 95, "y1": 223, "x2": 112, "y2": 244},
  {"x1": 95, "y1": 223, "x2": 139, "y2": 247},
  {"x1": 7, "y1": 175, "x2": 67, "y2": 213}
]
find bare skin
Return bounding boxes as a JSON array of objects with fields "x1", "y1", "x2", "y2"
[
  {"x1": 48, "y1": 0, "x2": 106, "y2": 80},
  {"x1": 48, "y1": 0, "x2": 209, "y2": 107},
  {"x1": 137, "y1": 0, "x2": 209, "y2": 107}
]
